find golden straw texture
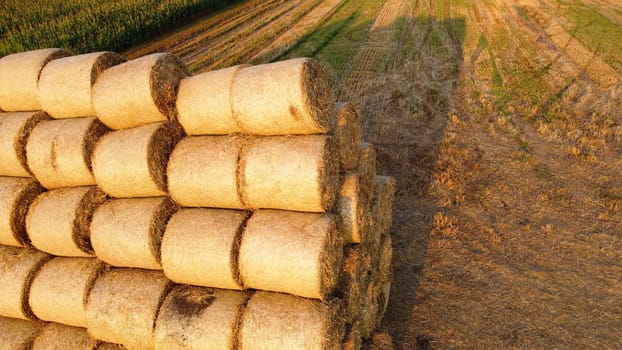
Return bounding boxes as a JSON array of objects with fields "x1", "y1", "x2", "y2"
[
  {"x1": 338, "y1": 174, "x2": 368, "y2": 244},
  {"x1": 37, "y1": 52, "x2": 126, "y2": 118},
  {"x1": 0, "y1": 316, "x2": 43, "y2": 350},
  {"x1": 0, "y1": 177, "x2": 43, "y2": 247},
  {"x1": 0, "y1": 48, "x2": 70, "y2": 111},
  {"x1": 162, "y1": 208, "x2": 248, "y2": 290},
  {"x1": 31, "y1": 322, "x2": 99, "y2": 350},
  {"x1": 0, "y1": 111, "x2": 50, "y2": 177},
  {"x1": 335, "y1": 102, "x2": 361, "y2": 171}
]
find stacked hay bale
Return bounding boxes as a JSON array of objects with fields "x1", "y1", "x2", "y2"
[{"x1": 0, "y1": 48, "x2": 395, "y2": 350}]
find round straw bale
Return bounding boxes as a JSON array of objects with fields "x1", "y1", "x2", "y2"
[
  {"x1": 343, "y1": 321, "x2": 362, "y2": 350},
  {"x1": 335, "y1": 103, "x2": 361, "y2": 172},
  {"x1": 96, "y1": 343, "x2": 126, "y2": 350},
  {"x1": 239, "y1": 291, "x2": 344, "y2": 350},
  {"x1": 0, "y1": 316, "x2": 43, "y2": 350},
  {"x1": 232, "y1": 58, "x2": 335, "y2": 135},
  {"x1": 0, "y1": 177, "x2": 44, "y2": 247},
  {"x1": 29, "y1": 257, "x2": 104, "y2": 327},
  {"x1": 26, "y1": 117, "x2": 109, "y2": 189},
  {"x1": 167, "y1": 136, "x2": 245, "y2": 209},
  {"x1": 0, "y1": 245, "x2": 51, "y2": 320},
  {"x1": 92, "y1": 121, "x2": 184, "y2": 198},
  {"x1": 357, "y1": 143, "x2": 377, "y2": 208},
  {"x1": 371, "y1": 176, "x2": 396, "y2": 237},
  {"x1": 338, "y1": 174, "x2": 370, "y2": 244},
  {"x1": 86, "y1": 269, "x2": 173, "y2": 349},
  {"x1": 0, "y1": 111, "x2": 50, "y2": 177},
  {"x1": 154, "y1": 285, "x2": 249, "y2": 350},
  {"x1": 91, "y1": 197, "x2": 177, "y2": 270},
  {"x1": 240, "y1": 135, "x2": 339, "y2": 212},
  {"x1": 362, "y1": 332, "x2": 394, "y2": 350},
  {"x1": 239, "y1": 210, "x2": 342, "y2": 299},
  {"x1": 375, "y1": 282, "x2": 391, "y2": 329},
  {"x1": 337, "y1": 246, "x2": 371, "y2": 322},
  {"x1": 31, "y1": 323, "x2": 99, "y2": 350},
  {"x1": 37, "y1": 52, "x2": 125, "y2": 119},
  {"x1": 162, "y1": 208, "x2": 248, "y2": 290},
  {"x1": 176, "y1": 65, "x2": 247, "y2": 135},
  {"x1": 92, "y1": 53, "x2": 188, "y2": 130},
  {"x1": 26, "y1": 186, "x2": 106, "y2": 257},
  {"x1": 0, "y1": 48, "x2": 70, "y2": 111}
]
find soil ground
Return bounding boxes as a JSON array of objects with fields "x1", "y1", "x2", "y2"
[{"x1": 129, "y1": 0, "x2": 622, "y2": 348}]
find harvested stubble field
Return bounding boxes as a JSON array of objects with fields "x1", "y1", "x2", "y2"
[{"x1": 5, "y1": 0, "x2": 622, "y2": 348}]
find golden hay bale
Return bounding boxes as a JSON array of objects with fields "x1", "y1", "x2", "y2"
[
  {"x1": 167, "y1": 136, "x2": 245, "y2": 209},
  {"x1": 335, "y1": 103, "x2": 361, "y2": 171},
  {"x1": 239, "y1": 291, "x2": 344, "y2": 350},
  {"x1": 92, "y1": 53, "x2": 188, "y2": 130},
  {"x1": 176, "y1": 65, "x2": 247, "y2": 135},
  {"x1": 239, "y1": 210, "x2": 342, "y2": 300},
  {"x1": 338, "y1": 174, "x2": 371, "y2": 244},
  {"x1": 0, "y1": 316, "x2": 43, "y2": 350},
  {"x1": 375, "y1": 282, "x2": 391, "y2": 329},
  {"x1": 29, "y1": 257, "x2": 104, "y2": 327},
  {"x1": 92, "y1": 122, "x2": 184, "y2": 198},
  {"x1": 91, "y1": 197, "x2": 177, "y2": 270},
  {"x1": 0, "y1": 111, "x2": 50, "y2": 177},
  {"x1": 362, "y1": 332, "x2": 394, "y2": 350},
  {"x1": 86, "y1": 268, "x2": 173, "y2": 349},
  {"x1": 0, "y1": 48, "x2": 70, "y2": 111},
  {"x1": 0, "y1": 245, "x2": 50, "y2": 320},
  {"x1": 162, "y1": 209, "x2": 247, "y2": 290},
  {"x1": 231, "y1": 58, "x2": 335, "y2": 135},
  {"x1": 96, "y1": 343, "x2": 126, "y2": 350},
  {"x1": 26, "y1": 186, "x2": 106, "y2": 257},
  {"x1": 240, "y1": 135, "x2": 338, "y2": 212},
  {"x1": 0, "y1": 177, "x2": 43, "y2": 247},
  {"x1": 37, "y1": 52, "x2": 126, "y2": 119},
  {"x1": 154, "y1": 285, "x2": 249, "y2": 350},
  {"x1": 26, "y1": 117, "x2": 109, "y2": 189},
  {"x1": 371, "y1": 176, "x2": 396, "y2": 237},
  {"x1": 31, "y1": 323, "x2": 99, "y2": 350},
  {"x1": 357, "y1": 143, "x2": 377, "y2": 208},
  {"x1": 343, "y1": 321, "x2": 362, "y2": 350},
  {"x1": 338, "y1": 246, "x2": 371, "y2": 323}
]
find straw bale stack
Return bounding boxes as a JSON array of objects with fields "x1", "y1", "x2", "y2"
[
  {"x1": 86, "y1": 269, "x2": 173, "y2": 349},
  {"x1": 92, "y1": 53, "x2": 188, "y2": 130},
  {"x1": 239, "y1": 210, "x2": 343, "y2": 300},
  {"x1": 0, "y1": 316, "x2": 43, "y2": 350},
  {"x1": 335, "y1": 103, "x2": 361, "y2": 171},
  {"x1": 0, "y1": 48, "x2": 70, "y2": 111},
  {"x1": 26, "y1": 186, "x2": 106, "y2": 257},
  {"x1": 26, "y1": 117, "x2": 109, "y2": 189},
  {"x1": 37, "y1": 52, "x2": 126, "y2": 119},
  {"x1": 31, "y1": 323, "x2": 99, "y2": 350},
  {"x1": 154, "y1": 285, "x2": 249, "y2": 350},
  {"x1": 0, "y1": 111, "x2": 50, "y2": 177},
  {"x1": 338, "y1": 174, "x2": 371, "y2": 244},
  {"x1": 161, "y1": 209, "x2": 247, "y2": 290},
  {"x1": 90, "y1": 197, "x2": 177, "y2": 270},
  {"x1": 0, "y1": 177, "x2": 43, "y2": 247},
  {"x1": 239, "y1": 291, "x2": 344, "y2": 350},
  {"x1": 0, "y1": 245, "x2": 50, "y2": 320},
  {"x1": 29, "y1": 257, "x2": 104, "y2": 327},
  {"x1": 338, "y1": 246, "x2": 371, "y2": 322},
  {"x1": 92, "y1": 121, "x2": 184, "y2": 198}
]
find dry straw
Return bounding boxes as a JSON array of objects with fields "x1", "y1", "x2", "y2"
[
  {"x1": 343, "y1": 321, "x2": 362, "y2": 350},
  {"x1": 162, "y1": 208, "x2": 248, "y2": 290},
  {"x1": 0, "y1": 316, "x2": 43, "y2": 350},
  {"x1": 96, "y1": 343, "x2": 125, "y2": 350},
  {"x1": 154, "y1": 285, "x2": 249, "y2": 350},
  {"x1": 338, "y1": 246, "x2": 371, "y2": 322},
  {"x1": 0, "y1": 177, "x2": 43, "y2": 247},
  {"x1": 26, "y1": 117, "x2": 109, "y2": 189},
  {"x1": 377, "y1": 235, "x2": 393, "y2": 285},
  {"x1": 0, "y1": 48, "x2": 70, "y2": 111},
  {"x1": 176, "y1": 65, "x2": 247, "y2": 135},
  {"x1": 86, "y1": 268, "x2": 173, "y2": 349},
  {"x1": 31, "y1": 323, "x2": 99, "y2": 350},
  {"x1": 371, "y1": 176, "x2": 396, "y2": 237},
  {"x1": 240, "y1": 135, "x2": 339, "y2": 212},
  {"x1": 239, "y1": 210, "x2": 342, "y2": 300},
  {"x1": 167, "y1": 136, "x2": 245, "y2": 209},
  {"x1": 37, "y1": 52, "x2": 126, "y2": 118},
  {"x1": 375, "y1": 282, "x2": 391, "y2": 329},
  {"x1": 92, "y1": 121, "x2": 184, "y2": 198},
  {"x1": 358, "y1": 143, "x2": 377, "y2": 208},
  {"x1": 26, "y1": 186, "x2": 107, "y2": 257},
  {"x1": 0, "y1": 245, "x2": 50, "y2": 320},
  {"x1": 231, "y1": 58, "x2": 335, "y2": 135},
  {"x1": 362, "y1": 332, "x2": 394, "y2": 350},
  {"x1": 338, "y1": 173, "x2": 370, "y2": 244},
  {"x1": 29, "y1": 257, "x2": 104, "y2": 327},
  {"x1": 335, "y1": 102, "x2": 361, "y2": 171},
  {"x1": 358, "y1": 282, "x2": 380, "y2": 340},
  {"x1": 91, "y1": 197, "x2": 177, "y2": 270},
  {"x1": 92, "y1": 53, "x2": 188, "y2": 130},
  {"x1": 0, "y1": 111, "x2": 50, "y2": 177},
  {"x1": 239, "y1": 291, "x2": 344, "y2": 350}
]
